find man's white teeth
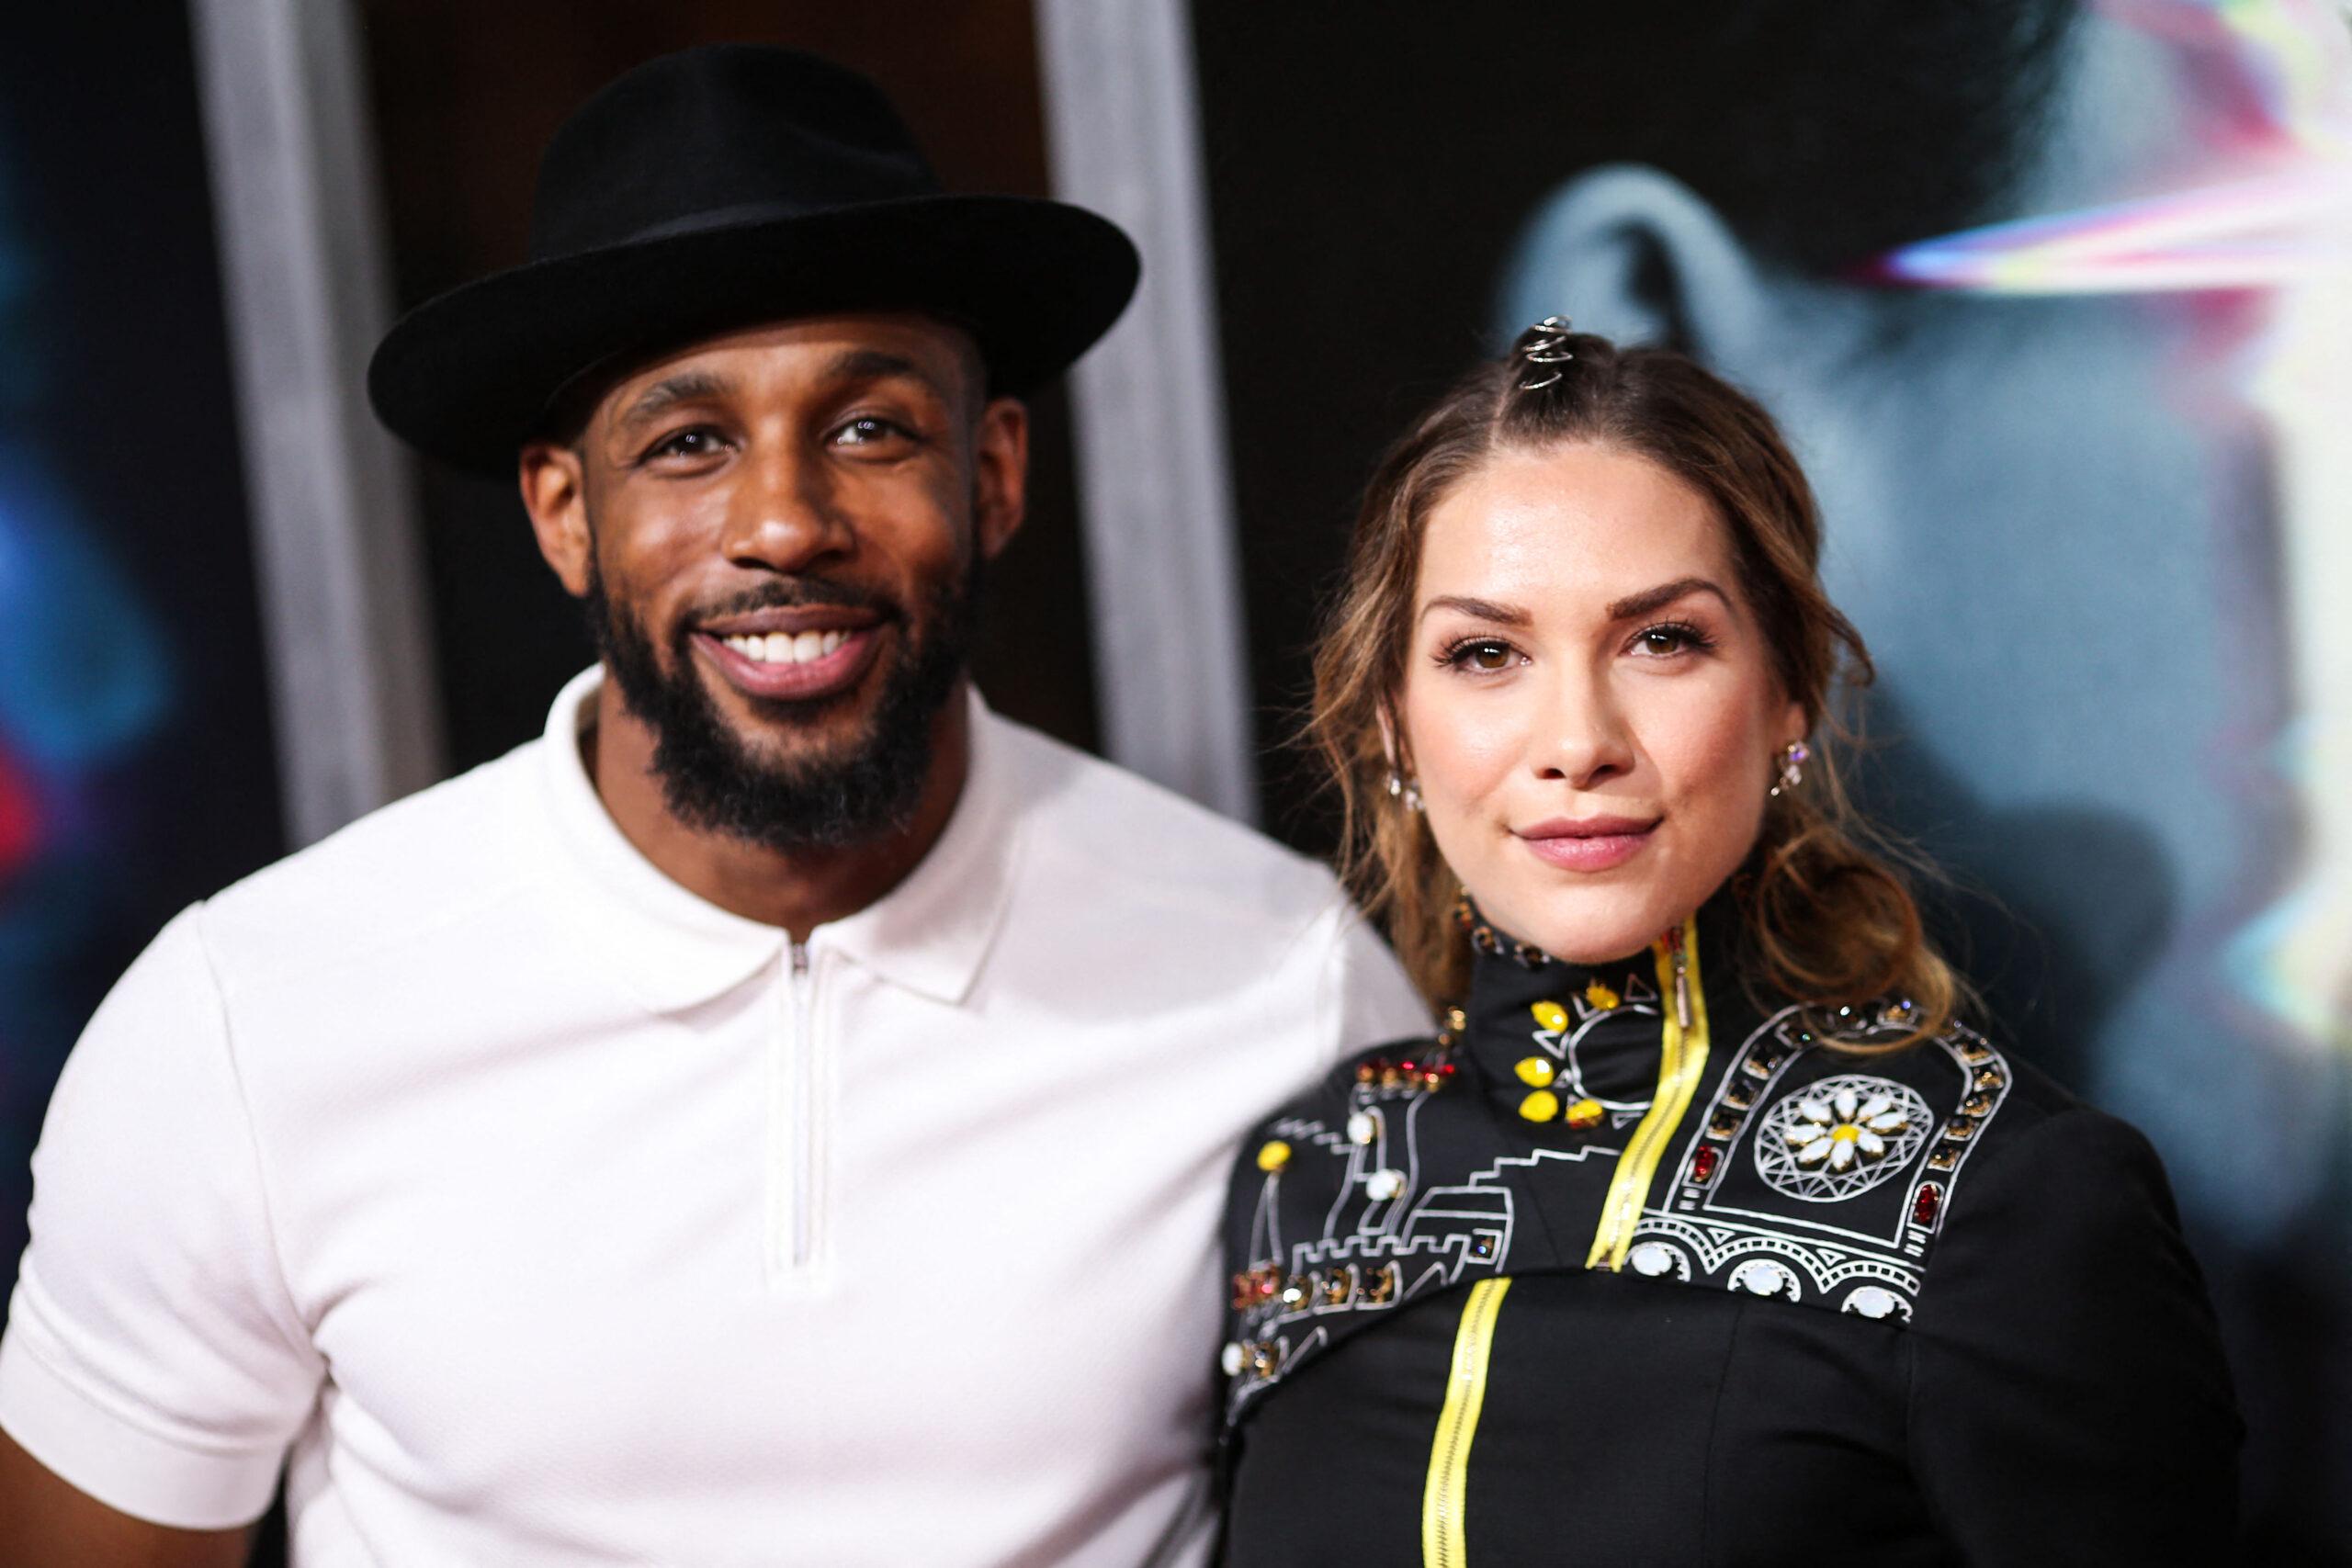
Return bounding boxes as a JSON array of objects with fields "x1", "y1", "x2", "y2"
[{"x1": 720, "y1": 629, "x2": 850, "y2": 664}]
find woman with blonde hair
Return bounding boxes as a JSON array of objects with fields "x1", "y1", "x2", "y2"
[{"x1": 1214, "y1": 321, "x2": 2239, "y2": 1562}]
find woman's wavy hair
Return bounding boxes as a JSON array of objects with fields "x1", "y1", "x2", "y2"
[{"x1": 1309, "y1": 326, "x2": 1962, "y2": 1047}]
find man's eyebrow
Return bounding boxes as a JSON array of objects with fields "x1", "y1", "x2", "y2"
[
  {"x1": 1606, "y1": 577, "x2": 1731, "y2": 621},
  {"x1": 613, "y1": 371, "x2": 731, "y2": 432},
  {"x1": 820, "y1": 347, "x2": 951, "y2": 399},
  {"x1": 1418, "y1": 595, "x2": 1533, "y2": 626}
]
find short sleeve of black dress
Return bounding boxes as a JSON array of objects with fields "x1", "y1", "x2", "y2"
[{"x1": 1904, "y1": 1104, "x2": 2242, "y2": 1561}]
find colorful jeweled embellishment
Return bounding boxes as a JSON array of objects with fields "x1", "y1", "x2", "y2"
[{"x1": 1320, "y1": 1266, "x2": 1356, "y2": 1307}]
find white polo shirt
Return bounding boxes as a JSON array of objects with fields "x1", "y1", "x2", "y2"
[{"x1": 0, "y1": 670, "x2": 1425, "y2": 1566}]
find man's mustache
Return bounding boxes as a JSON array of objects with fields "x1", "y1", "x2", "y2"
[{"x1": 684, "y1": 580, "x2": 899, "y2": 628}]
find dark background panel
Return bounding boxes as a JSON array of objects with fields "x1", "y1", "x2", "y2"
[
  {"x1": 357, "y1": 0, "x2": 1102, "y2": 773},
  {"x1": 0, "y1": 4, "x2": 285, "y2": 1298},
  {"x1": 1192, "y1": 5, "x2": 1571, "y2": 848}
]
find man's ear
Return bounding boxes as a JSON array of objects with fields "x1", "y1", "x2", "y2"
[
  {"x1": 1494, "y1": 164, "x2": 1771, "y2": 368},
  {"x1": 519, "y1": 442, "x2": 593, "y2": 598},
  {"x1": 971, "y1": 396, "x2": 1029, "y2": 562}
]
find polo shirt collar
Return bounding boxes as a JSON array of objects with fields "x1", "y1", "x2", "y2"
[{"x1": 536, "y1": 666, "x2": 1023, "y2": 1014}]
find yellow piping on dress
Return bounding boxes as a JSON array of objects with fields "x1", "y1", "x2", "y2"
[
  {"x1": 1586, "y1": 916, "x2": 1711, "y2": 1270},
  {"x1": 1421, "y1": 1276, "x2": 1510, "y2": 1567}
]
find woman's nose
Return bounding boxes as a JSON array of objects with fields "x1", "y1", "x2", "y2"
[{"x1": 1531, "y1": 670, "x2": 1634, "y2": 789}]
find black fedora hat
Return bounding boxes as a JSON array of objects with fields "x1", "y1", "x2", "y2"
[{"x1": 368, "y1": 45, "x2": 1140, "y2": 477}]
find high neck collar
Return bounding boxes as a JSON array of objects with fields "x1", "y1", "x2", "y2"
[{"x1": 1457, "y1": 891, "x2": 1745, "y2": 1090}]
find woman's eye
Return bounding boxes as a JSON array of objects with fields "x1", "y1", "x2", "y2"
[
  {"x1": 1444, "y1": 639, "x2": 1519, "y2": 672},
  {"x1": 1632, "y1": 622, "x2": 1711, "y2": 657}
]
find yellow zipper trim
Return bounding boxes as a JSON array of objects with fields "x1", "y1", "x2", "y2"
[
  {"x1": 1585, "y1": 916, "x2": 1712, "y2": 1271},
  {"x1": 1422, "y1": 1276, "x2": 1510, "y2": 1568}
]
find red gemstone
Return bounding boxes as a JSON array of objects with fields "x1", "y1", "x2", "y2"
[
  {"x1": 1912, "y1": 1183, "x2": 1942, "y2": 1228},
  {"x1": 1690, "y1": 1146, "x2": 1720, "y2": 1184}
]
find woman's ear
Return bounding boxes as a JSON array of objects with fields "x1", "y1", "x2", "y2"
[
  {"x1": 1494, "y1": 164, "x2": 1772, "y2": 367},
  {"x1": 1376, "y1": 702, "x2": 1408, "y2": 775},
  {"x1": 1784, "y1": 700, "x2": 1809, "y2": 750}
]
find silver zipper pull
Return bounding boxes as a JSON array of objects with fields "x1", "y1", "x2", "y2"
[{"x1": 1668, "y1": 925, "x2": 1691, "y2": 1030}]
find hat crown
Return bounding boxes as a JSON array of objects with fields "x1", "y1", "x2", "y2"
[{"x1": 529, "y1": 46, "x2": 941, "y2": 262}]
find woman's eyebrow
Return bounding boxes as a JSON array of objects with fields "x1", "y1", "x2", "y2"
[
  {"x1": 1418, "y1": 594, "x2": 1532, "y2": 626},
  {"x1": 1606, "y1": 577, "x2": 1730, "y2": 621}
]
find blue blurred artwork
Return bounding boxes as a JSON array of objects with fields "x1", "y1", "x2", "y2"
[{"x1": 0, "y1": 151, "x2": 172, "y2": 1240}]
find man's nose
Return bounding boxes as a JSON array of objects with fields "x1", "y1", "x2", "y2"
[
  {"x1": 718, "y1": 439, "x2": 853, "y2": 573},
  {"x1": 1530, "y1": 667, "x2": 1635, "y2": 790}
]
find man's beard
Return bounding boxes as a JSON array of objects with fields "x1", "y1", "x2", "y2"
[{"x1": 584, "y1": 553, "x2": 978, "y2": 856}]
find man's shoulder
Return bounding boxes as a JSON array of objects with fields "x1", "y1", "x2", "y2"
[
  {"x1": 989, "y1": 711, "x2": 1347, "y2": 931},
  {"x1": 194, "y1": 740, "x2": 547, "y2": 987}
]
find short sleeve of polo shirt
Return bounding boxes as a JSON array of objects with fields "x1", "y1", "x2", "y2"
[
  {"x1": 0, "y1": 906, "x2": 322, "y2": 1529},
  {"x1": 1330, "y1": 911, "x2": 1430, "y2": 1054}
]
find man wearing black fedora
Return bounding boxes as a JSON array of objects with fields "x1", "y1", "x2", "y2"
[{"x1": 0, "y1": 45, "x2": 1424, "y2": 1566}]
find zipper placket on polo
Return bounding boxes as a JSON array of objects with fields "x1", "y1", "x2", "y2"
[{"x1": 771, "y1": 938, "x2": 827, "y2": 1281}]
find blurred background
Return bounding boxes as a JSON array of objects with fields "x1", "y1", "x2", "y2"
[{"x1": 2, "y1": 0, "x2": 2346, "y2": 1558}]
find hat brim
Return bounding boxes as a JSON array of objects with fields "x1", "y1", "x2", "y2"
[{"x1": 368, "y1": 193, "x2": 1139, "y2": 477}]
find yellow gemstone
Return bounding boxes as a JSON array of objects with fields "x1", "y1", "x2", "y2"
[
  {"x1": 1830, "y1": 1124, "x2": 1861, "y2": 1145},
  {"x1": 1519, "y1": 1089, "x2": 1561, "y2": 1123},
  {"x1": 1585, "y1": 980, "x2": 1622, "y2": 1010},
  {"x1": 1514, "y1": 1056, "x2": 1555, "y2": 1087},
  {"x1": 1565, "y1": 1098, "x2": 1605, "y2": 1130},
  {"x1": 1531, "y1": 1000, "x2": 1569, "y2": 1032},
  {"x1": 1445, "y1": 1006, "x2": 1468, "y2": 1033},
  {"x1": 1256, "y1": 1140, "x2": 1293, "y2": 1171}
]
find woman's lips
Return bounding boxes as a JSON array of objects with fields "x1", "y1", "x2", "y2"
[
  {"x1": 693, "y1": 625, "x2": 882, "y2": 701},
  {"x1": 1517, "y1": 816, "x2": 1660, "y2": 873}
]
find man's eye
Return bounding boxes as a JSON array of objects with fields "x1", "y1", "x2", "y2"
[
  {"x1": 831, "y1": 416, "x2": 910, "y2": 447},
  {"x1": 647, "y1": 428, "x2": 725, "y2": 461}
]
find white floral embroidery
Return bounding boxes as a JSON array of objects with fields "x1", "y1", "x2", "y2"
[{"x1": 1753, "y1": 1074, "x2": 1933, "y2": 1201}]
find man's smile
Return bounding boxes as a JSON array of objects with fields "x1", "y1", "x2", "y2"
[{"x1": 692, "y1": 622, "x2": 886, "y2": 702}]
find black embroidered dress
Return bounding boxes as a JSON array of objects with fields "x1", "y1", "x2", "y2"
[{"x1": 1216, "y1": 901, "x2": 2240, "y2": 1565}]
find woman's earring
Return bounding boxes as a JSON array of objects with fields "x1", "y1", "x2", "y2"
[
  {"x1": 1386, "y1": 771, "x2": 1424, "y2": 812},
  {"x1": 1768, "y1": 740, "x2": 1810, "y2": 798}
]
